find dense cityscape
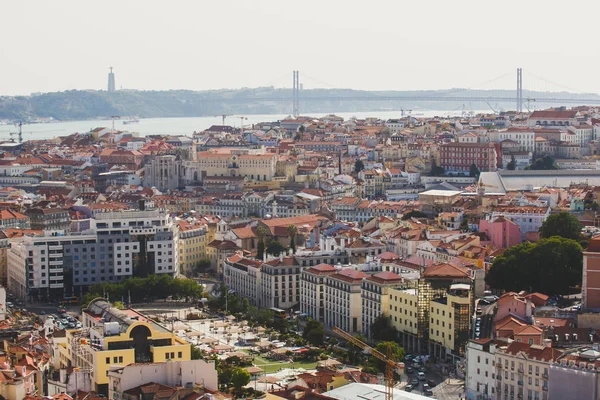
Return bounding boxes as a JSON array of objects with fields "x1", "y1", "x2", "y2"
[{"x1": 0, "y1": 94, "x2": 598, "y2": 400}]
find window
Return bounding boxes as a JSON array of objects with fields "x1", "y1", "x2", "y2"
[
  {"x1": 178, "y1": 351, "x2": 182, "y2": 358},
  {"x1": 106, "y1": 357, "x2": 110, "y2": 364},
  {"x1": 118, "y1": 356, "x2": 123, "y2": 363}
]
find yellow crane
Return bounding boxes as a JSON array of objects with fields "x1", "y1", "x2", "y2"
[{"x1": 332, "y1": 327, "x2": 404, "y2": 400}]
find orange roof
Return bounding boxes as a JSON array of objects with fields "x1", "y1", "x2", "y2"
[{"x1": 423, "y1": 263, "x2": 471, "y2": 279}]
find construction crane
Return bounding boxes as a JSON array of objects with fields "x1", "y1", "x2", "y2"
[
  {"x1": 215, "y1": 114, "x2": 232, "y2": 126},
  {"x1": 236, "y1": 116, "x2": 248, "y2": 131},
  {"x1": 9, "y1": 122, "x2": 24, "y2": 144},
  {"x1": 523, "y1": 97, "x2": 536, "y2": 113},
  {"x1": 332, "y1": 327, "x2": 404, "y2": 400}
]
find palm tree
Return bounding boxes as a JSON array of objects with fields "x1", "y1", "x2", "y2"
[
  {"x1": 256, "y1": 226, "x2": 267, "y2": 260},
  {"x1": 287, "y1": 224, "x2": 298, "y2": 254}
]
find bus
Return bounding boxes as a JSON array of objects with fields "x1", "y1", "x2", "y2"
[
  {"x1": 270, "y1": 307, "x2": 287, "y2": 319},
  {"x1": 61, "y1": 296, "x2": 79, "y2": 305}
]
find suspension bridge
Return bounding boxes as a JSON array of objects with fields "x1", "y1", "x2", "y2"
[{"x1": 226, "y1": 68, "x2": 600, "y2": 116}]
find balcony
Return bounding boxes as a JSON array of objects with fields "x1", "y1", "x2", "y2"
[
  {"x1": 542, "y1": 386, "x2": 548, "y2": 392},
  {"x1": 518, "y1": 366, "x2": 524, "y2": 373},
  {"x1": 518, "y1": 380, "x2": 523, "y2": 386},
  {"x1": 542, "y1": 372, "x2": 548, "y2": 379}
]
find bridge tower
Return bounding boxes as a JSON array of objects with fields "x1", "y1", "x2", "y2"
[
  {"x1": 292, "y1": 70, "x2": 300, "y2": 117},
  {"x1": 516, "y1": 68, "x2": 523, "y2": 113}
]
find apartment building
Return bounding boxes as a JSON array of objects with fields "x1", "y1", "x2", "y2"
[
  {"x1": 65, "y1": 299, "x2": 191, "y2": 396},
  {"x1": 389, "y1": 262, "x2": 475, "y2": 356},
  {"x1": 361, "y1": 271, "x2": 403, "y2": 339},
  {"x1": 428, "y1": 284, "x2": 473, "y2": 360},
  {"x1": 7, "y1": 209, "x2": 178, "y2": 301},
  {"x1": 465, "y1": 339, "x2": 499, "y2": 400},
  {"x1": 389, "y1": 286, "x2": 421, "y2": 353},
  {"x1": 0, "y1": 209, "x2": 30, "y2": 230},
  {"x1": 583, "y1": 237, "x2": 600, "y2": 311},
  {"x1": 300, "y1": 263, "x2": 338, "y2": 323},
  {"x1": 527, "y1": 110, "x2": 578, "y2": 128},
  {"x1": 107, "y1": 360, "x2": 218, "y2": 400},
  {"x1": 8, "y1": 231, "x2": 98, "y2": 301},
  {"x1": 177, "y1": 220, "x2": 207, "y2": 276},
  {"x1": 324, "y1": 268, "x2": 367, "y2": 334},
  {"x1": 549, "y1": 347, "x2": 600, "y2": 400},
  {"x1": 491, "y1": 206, "x2": 550, "y2": 241},
  {"x1": 25, "y1": 207, "x2": 71, "y2": 232},
  {"x1": 260, "y1": 255, "x2": 304, "y2": 310},
  {"x1": 223, "y1": 254, "x2": 262, "y2": 306},
  {"x1": 495, "y1": 342, "x2": 559, "y2": 400},
  {"x1": 439, "y1": 142, "x2": 497, "y2": 173},
  {"x1": 489, "y1": 129, "x2": 535, "y2": 152}
]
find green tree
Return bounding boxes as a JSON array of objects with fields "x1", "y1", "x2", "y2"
[
  {"x1": 430, "y1": 159, "x2": 445, "y2": 176},
  {"x1": 287, "y1": 224, "x2": 298, "y2": 254},
  {"x1": 459, "y1": 217, "x2": 469, "y2": 232},
  {"x1": 303, "y1": 320, "x2": 326, "y2": 346},
  {"x1": 539, "y1": 212, "x2": 583, "y2": 241},
  {"x1": 371, "y1": 341, "x2": 405, "y2": 374},
  {"x1": 256, "y1": 226, "x2": 267, "y2": 260},
  {"x1": 506, "y1": 154, "x2": 516, "y2": 170},
  {"x1": 485, "y1": 236, "x2": 582, "y2": 295},
  {"x1": 191, "y1": 345, "x2": 203, "y2": 360},
  {"x1": 402, "y1": 210, "x2": 427, "y2": 220},
  {"x1": 266, "y1": 240, "x2": 286, "y2": 257},
  {"x1": 370, "y1": 314, "x2": 398, "y2": 342},
  {"x1": 469, "y1": 163, "x2": 480, "y2": 178},
  {"x1": 347, "y1": 334, "x2": 367, "y2": 365},
  {"x1": 354, "y1": 159, "x2": 365, "y2": 174},
  {"x1": 112, "y1": 301, "x2": 125, "y2": 310},
  {"x1": 193, "y1": 259, "x2": 212, "y2": 275},
  {"x1": 526, "y1": 154, "x2": 558, "y2": 170}
]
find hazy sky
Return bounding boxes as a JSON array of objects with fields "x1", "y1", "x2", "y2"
[{"x1": 2, "y1": 0, "x2": 598, "y2": 95}]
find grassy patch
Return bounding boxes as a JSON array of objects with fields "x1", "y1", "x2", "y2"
[{"x1": 252, "y1": 355, "x2": 317, "y2": 373}]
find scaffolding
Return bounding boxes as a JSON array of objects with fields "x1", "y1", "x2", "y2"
[{"x1": 71, "y1": 328, "x2": 94, "y2": 372}]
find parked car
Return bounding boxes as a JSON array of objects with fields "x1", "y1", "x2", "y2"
[
  {"x1": 427, "y1": 379, "x2": 436, "y2": 387},
  {"x1": 406, "y1": 366, "x2": 414, "y2": 373},
  {"x1": 404, "y1": 384, "x2": 414, "y2": 392},
  {"x1": 419, "y1": 366, "x2": 426, "y2": 373},
  {"x1": 417, "y1": 372, "x2": 426, "y2": 381},
  {"x1": 411, "y1": 378, "x2": 418, "y2": 385}
]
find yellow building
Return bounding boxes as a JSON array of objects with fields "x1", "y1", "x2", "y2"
[
  {"x1": 389, "y1": 287, "x2": 420, "y2": 351},
  {"x1": 428, "y1": 284, "x2": 472, "y2": 360},
  {"x1": 67, "y1": 299, "x2": 191, "y2": 396},
  {"x1": 184, "y1": 149, "x2": 278, "y2": 182},
  {"x1": 177, "y1": 220, "x2": 207, "y2": 277}
]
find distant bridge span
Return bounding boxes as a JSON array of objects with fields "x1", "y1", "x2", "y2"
[{"x1": 218, "y1": 95, "x2": 600, "y2": 105}]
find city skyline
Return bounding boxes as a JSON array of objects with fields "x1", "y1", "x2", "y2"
[{"x1": 2, "y1": 0, "x2": 600, "y2": 95}]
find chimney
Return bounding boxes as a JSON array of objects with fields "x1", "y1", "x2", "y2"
[
  {"x1": 263, "y1": 252, "x2": 267, "y2": 263},
  {"x1": 526, "y1": 298, "x2": 533, "y2": 320},
  {"x1": 543, "y1": 339, "x2": 552, "y2": 348},
  {"x1": 279, "y1": 253, "x2": 284, "y2": 262}
]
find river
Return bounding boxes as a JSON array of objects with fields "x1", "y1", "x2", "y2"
[{"x1": 0, "y1": 109, "x2": 485, "y2": 141}]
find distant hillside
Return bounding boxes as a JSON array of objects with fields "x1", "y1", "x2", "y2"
[{"x1": 1, "y1": 87, "x2": 599, "y2": 121}]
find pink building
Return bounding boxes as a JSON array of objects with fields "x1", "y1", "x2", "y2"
[
  {"x1": 495, "y1": 292, "x2": 533, "y2": 322},
  {"x1": 479, "y1": 215, "x2": 521, "y2": 249}
]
